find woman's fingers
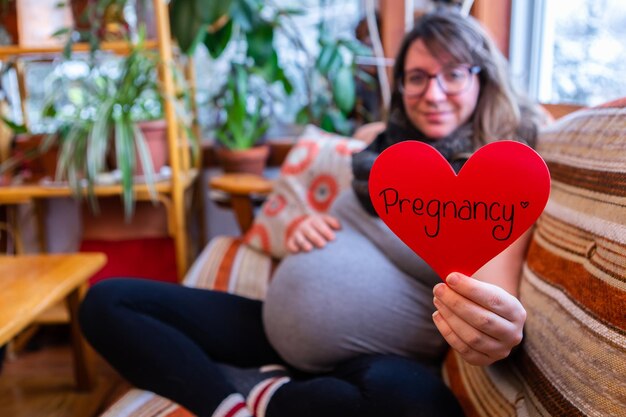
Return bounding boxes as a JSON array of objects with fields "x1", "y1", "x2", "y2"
[
  {"x1": 286, "y1": 214, "x2": 342, "y2": 253},
  {"x1": 303, "y1": 215, "x2": 340, "y2": 246},
  {"x1": 321, "y1": 213, "x2": 342, "y2": 230},
  {"x1": 443, "y1": 273, "x2": 527, "y2": 325},
  {"x1": 286, "y1": 231, "x2": 312, "y2": 253},
  {"x1": 433, "y1": 296, "x2": 513, "y2": 360},
  {"x1": 432, "y1": 273, "x2": 526, "y2": 365},
  {"x1": 432, "y1": 311, "x2": 493, "y2": 366},
  {"x1": 433, "y1": 282, "x2": 520, "y2": 342}
]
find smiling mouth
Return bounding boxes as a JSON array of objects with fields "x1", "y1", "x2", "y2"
[{"x1": 422, "y1": 111, "x2": 450, "y2": 120}]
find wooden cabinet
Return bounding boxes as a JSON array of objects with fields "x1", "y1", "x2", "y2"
[{"x1": 0, "y1": 0, "x2": 204, "y2": 280}]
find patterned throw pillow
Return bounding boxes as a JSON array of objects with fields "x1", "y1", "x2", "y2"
[
  {"x1": 443, "y1": 98, "x2": 626, "y2": 417},
  {"x1": 243, "y1": 125, "x2": 367, "y2": 259}
]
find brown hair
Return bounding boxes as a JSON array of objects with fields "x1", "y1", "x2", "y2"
[{"x1": 390, "y1": 10, "x2": 543, "y2": 146}]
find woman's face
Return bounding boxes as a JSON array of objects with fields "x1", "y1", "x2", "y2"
[{"x1": 401, "y1": 39, "x2": 480, "y2": 139}]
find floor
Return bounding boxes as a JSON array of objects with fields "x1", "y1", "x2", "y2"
[{"x1": 0, "y1": 326, "x2": 132, "y2": 417}]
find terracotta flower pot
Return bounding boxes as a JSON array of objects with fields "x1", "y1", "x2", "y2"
[
  {"x1": 136, "y1": 119, "x2": 168, "y2": 176},
  {"x1": 12, "y1": 133, "x2": 59, "y2": 181},
  {"x1": 215, "y1": 144, "x2": 270, "y2": 176},
  {"x1": 106, "y1": 119, "x2": 168, "y2": 177},
  {"x1": 0, "y1": 0, "x2": 18, "y2": 45},
  {"x1": 0, "y1": 171, "x2": 11, "y2": 186},
  {"x1": 70, "y1": 0, "x2": 92, "y2": 32}
]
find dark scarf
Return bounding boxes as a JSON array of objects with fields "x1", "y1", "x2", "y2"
[{"x1": 351, "y1": 108, "x2": 475, "y2": 216}]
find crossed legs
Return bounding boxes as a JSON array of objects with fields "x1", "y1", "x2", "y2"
[{"x1": 79, "y1": 278, "x2": 463, "y2": 417}]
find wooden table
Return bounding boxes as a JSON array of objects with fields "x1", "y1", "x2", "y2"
[
  {"x1": 0, "y1": 253, "x2": 106, "y2": 391},
  {"x1": 209, "y1": 173, "x2": 274, "y2": 233}
]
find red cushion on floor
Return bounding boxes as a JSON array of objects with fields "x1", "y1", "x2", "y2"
[{"x1": 79, "y1": 237, "x2": 178, "y2": 285}]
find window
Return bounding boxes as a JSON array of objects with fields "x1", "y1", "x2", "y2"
[{"x1": 510, "y1": 0, "x2": 626, "y2": 106}]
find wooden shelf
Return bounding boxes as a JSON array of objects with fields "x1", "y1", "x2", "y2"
[
  {"x1": 0, "y1": 40, "x2": 159, "y2": 59},
  {"x1": 0, "y1": 0, "x2": 202, "y2": 279},
  {"x1": 0, "y1": 169, "x2": 198, "y2": 201}
]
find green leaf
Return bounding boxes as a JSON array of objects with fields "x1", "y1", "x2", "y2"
[
  {"x1": 278, "y1": 67, "x2": 293, "y2": 95},
  {"x1": 132, "y1": 122, "x2": 157, "y2": 201},
  {"x1": 332, "y1": 66, "x2": 356, "y2": 115},
  {"x1": 320, "y1": 112, "x2": 335, "y2": 132},
  {"x1": 246, "y1": 21, "x2": 274, "y2": 66},
  {"x1": 170, "y1": 0, "x2": 207, "y2": 55},
  {"x1": 295, "y1": 106, "x2": 310, "y2": 125},
  {"x1": 277, "y1": 7, "x2": 306, "y2": 16},
  {"x1": 322, "y1": 109, "x2": 352, "y2": 135},
  {"x1": 230, "y1": 0, "x2": 256, "y2": 32},
  {"x1": 42, "y1": 101, "x2": 57, "y2": 118},
  {"x1": 51, "y1": 27, "x2": 71, "y2": 38},
  {"x1": 195, "y1": 0, "x2": 233, "y2": 25},
  {"x1": 234, "y1": 64, "x2": 248, "y2": 102},
  {"x1": 203, "y1": 19, "x2": 233, "y2": 58},
  {"x1": 252, "y1": 51, "x2": 292, "y2": 94},
  {"x1": 114, "y1": 117, "x2": 136, "y2": 219},
  {"x1": 255, "y1": 50, "x2": 278, "y2": 82},
  {"x1": 40, "y1": 132, "x2": 58, "y2": 153},
  {"x1": 340, "y1": 38, "x2": 373, "y2": 57},
  {"x1": 326, "y1": 48, "x2": 344, "y2": 76},
  {"x1": 63, "y1": 38, "x2": 74, "y2": 59},
  {"x1": 356, "y1": 68, "x2": 377, "y2": 86},
  {"x1": 87, "y1": 98, "x2": 114, "y2": 179},
  {"x1": 1, "y1": 117, "x2": 27, "y2": 134},
  {"x1": 315, "y1": 43, "x2": 336, "y2": 74}
]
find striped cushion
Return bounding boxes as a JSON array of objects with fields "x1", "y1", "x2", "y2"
[
  {"x1": 101, "y1": 389, "x2": 193, "y2": 417},
  {"x1": 444, "y1": 99, "x2": 626, "y2": 416},
  {"x1": 183, "y1": 236, "x2": 274, "y2": 300}
]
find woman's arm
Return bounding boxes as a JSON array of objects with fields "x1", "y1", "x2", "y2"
[{"x1": 431, "y1": 229, "x2": 532, "y2": 366}]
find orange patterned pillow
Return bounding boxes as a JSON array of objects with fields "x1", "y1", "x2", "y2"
[{"x1": 243, "y1": 125, "x2": 367, "y2": 259}]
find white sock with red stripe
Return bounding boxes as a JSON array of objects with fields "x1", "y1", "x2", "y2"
[
  {"x1": 246, "y1": 376, "x2": 290, "y2": 417},
  {"x1": 212, "y1": 393, "x2": 253, "y2": 417}
]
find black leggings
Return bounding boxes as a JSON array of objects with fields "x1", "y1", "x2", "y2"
[{"x1": 79, "y1": 278, "x2": 464, "y2": 417}]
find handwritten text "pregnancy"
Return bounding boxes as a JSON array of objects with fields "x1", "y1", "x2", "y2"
[{"x1": 378, "y1": 187, "x2": 526, "y2": 241}]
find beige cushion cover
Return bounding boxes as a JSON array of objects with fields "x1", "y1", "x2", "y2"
[{"x1": 243, "y1": 125, "x2": 366, "y2": 259}]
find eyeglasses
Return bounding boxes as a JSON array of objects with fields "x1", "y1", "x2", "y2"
[{"x1": 398, "y1": 65, "x2": 481, "y2": 97}]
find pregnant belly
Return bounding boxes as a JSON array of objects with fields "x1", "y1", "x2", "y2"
[{"x1": 262, "y1": 248, "x2": 444, "y2": 372}]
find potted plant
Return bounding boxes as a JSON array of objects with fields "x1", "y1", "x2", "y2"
[
  {"x1": 211, "y1": 63, "x2": 273, "y2": 175},
  {"x1": 40, "y1": 31, "x2": 194, "y2": 218},
  {"x1": 169, "y1": 0, "x2": 372, "y2": 136},
  {"x1": 0, "y1": 60, "x2": 52, "y2": 183},
  {"x1": 294, "y1": 33, "x2": 375, "y2": 135},
  {"x1": 61, "y1": 0, "x2": 138, "y2": 57},
  {"x1": 169, "y1": 0, "x2": 296, "y2": 174}
]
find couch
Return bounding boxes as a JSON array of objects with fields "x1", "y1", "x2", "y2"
[{"x1": 99, "y1": 99, "x2": 626, "y2": 417}]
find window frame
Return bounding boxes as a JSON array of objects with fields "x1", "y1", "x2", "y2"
[{"x1": 509, "y1": 0, "x2": 557, "y2": 102}]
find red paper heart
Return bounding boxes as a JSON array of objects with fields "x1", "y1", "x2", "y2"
[{"x1": 369, "y1": 140, "x2": 550, "y2": 281}]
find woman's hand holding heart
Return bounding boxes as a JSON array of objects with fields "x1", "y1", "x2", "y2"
[{"x1": 432, "y1": 273, "x2": 527, "y2": 366}]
